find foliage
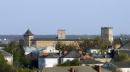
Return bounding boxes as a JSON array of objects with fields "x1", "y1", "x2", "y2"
[
  {"x1": 58, "y1": 59, "x2": 80, "y2": 66},
  {"x1": 4, "y1": 42, "x2": 31, "y2": 68},
  {"x1": 79, "y1": 37, "x2": 109, "y2": 53},
  {"x1": 16, "y1": 68, "x2": 33, "y2": 72},
  {"x1": 55, "y1": 41, "x2": 76, "y2": 51},
  {"x1": 0, "y1": 52, "x2": 14, "y2": 72},
  {"x1": 113, "y1": 52, "x2": 129, "y2": 62},
  {"x1": 113, "y1": 38, "x2": 122, "y2": 45}
]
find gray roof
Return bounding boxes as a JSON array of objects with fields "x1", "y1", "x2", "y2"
[
  {"x1": 81, "y1": 59, "x2": 104, "y2": 64},
  {"x1": 42, "y1": 66, "x2": 97, "y2": 72},
  {"x1": 113, "y1": 61, "x2": 130, "y2": 68},
  {"x1": 41, "y1": 53, "x2": 59, "y2": 58},
  {"x1": 0, "y1": 50, "x2": 12, "y2": 57},
  {"x1": 24, "y1": 29, "x2": 33, "y2": 36},
  {"x1": 62, "y1": 51, "x2": 81, "y2": 58},
  {"x1": 32, "y1": 38, "x2": 81, "y2": 41}
]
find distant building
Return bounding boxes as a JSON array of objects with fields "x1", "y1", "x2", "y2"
[
  {"x1": 23, "y1": 29, "x2": 34, "y2": 47},
  {"x1": 101, "y1": 27, "x2": 113, "y2": 44},
  {"x1": 57, "y1": 29, "x2": 66, "y2": 39},
  {"x1": 23, "y1": 29, "x2": 81, "y2": 48}
]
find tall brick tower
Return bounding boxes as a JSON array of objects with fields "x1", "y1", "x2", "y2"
[
  {"x1": 24, "y1": 29, "x2": 34, "y2": 47},
  {"x1": 101, "y1": 27, "x2": 113, "y2": 44}
]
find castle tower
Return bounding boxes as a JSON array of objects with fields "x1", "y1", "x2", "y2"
[
  {"x1": 24, "y1": 29, "x2": 34, "y2": 47},
  {"x1": 57, "y1": 29, "x2": 66, "y2": 39},
  {"x1": 101, "y1": 27, "x2": 113, "y2": 44}
]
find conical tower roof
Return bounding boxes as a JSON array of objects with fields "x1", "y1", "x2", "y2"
[{"x1": 24, "y1": 29, "x2": 33, "y2": 36}]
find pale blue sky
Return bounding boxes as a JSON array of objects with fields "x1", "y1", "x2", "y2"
[{"x1": 0, "y1": 0, "x2": 130, "y2": 35}]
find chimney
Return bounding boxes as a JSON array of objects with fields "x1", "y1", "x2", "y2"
[
  {"x1": 98, "y1": 66, "x2": 101, "y2": 72},
  {"x1": 94, "y1": 65, "x2": 101, "y2": 72},
  {"x1": 68, "y1": 68, "x2": 77, "y2": 72},
  {"x1": 64, "y1": 50, "x2": 68, "y2": 55},
  {"x1": 78, "y1": 50, "x2": 82, "y2": 55}
]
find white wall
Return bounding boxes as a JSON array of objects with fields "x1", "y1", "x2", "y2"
[
  {"x1": 90, "y1": 49, "x2": 99, "y2": 54},
  {"x1": 63, "y1": 58, "x2": 75, "y2": 63},
  {"x1": 4, "y1": 56, "x2": 13, "y2": 65},
  {"x1": 118, "y1": 68, "x2": 130, "y2": 72},
  {"x1": 38, "y1": 58, "x2": 58, "y2": 69},
  {"x1": 43, "y1": 46, "x2": 59, "y2": 53}
]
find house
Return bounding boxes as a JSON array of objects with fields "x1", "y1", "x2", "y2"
[
  {"x1": 42, "y1": 66, "x2": 112, "y2": 72},
  {"x1": 61, "y1": 50, "x2": 81, "y2": 63},
  {"x1": 86, "y1": 48, "x2": 100, "y2": 54},
  {"x1": 81, "y1": 59, "x2": 104, "y2": 66},
  {"x1": 38, "y1": 53, "x2": 59, "y2": 69},
  {"x1": 42, "y1": 66, "x2": 97, "y2": 72},
  {"x1": 0, "y1": 50, "x2": 13, "y2": 65},
  {"x1": 103, "y1": 61, "x2": 130, "y2": 72}
]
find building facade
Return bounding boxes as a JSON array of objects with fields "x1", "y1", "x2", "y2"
[
  {"x1": 101, "y1": 27, "x2": 113, "y2": 44},
  {"x1": 23, "y1": 29, "x2": 81, "y2": 48}
]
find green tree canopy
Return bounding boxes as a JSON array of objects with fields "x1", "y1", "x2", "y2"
[
  {"x1": 58, "y1": 59, "x2": 80, "y2": 66},
  {"x1": 114, "y1": 52, "x2": 129, "y2": 62}
]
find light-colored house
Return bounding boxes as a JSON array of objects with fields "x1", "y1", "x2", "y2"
[
  {"x1": 0, "y1": 50, "x2": 13, "y2": 65},
  {"x1": 38, "y1": 50, "x2": 81, "y2": 69},
  {"x1": 38, "y1": 53, "x2": 59, "y2": 69}
]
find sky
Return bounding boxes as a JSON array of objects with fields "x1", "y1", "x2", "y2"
[{"x1": 0, "y1": 0, "x2": 130, "y2": 35}]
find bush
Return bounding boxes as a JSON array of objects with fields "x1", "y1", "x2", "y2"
[
  {"x1": 58, "y1": 59, "x2": 80, "y2": 66},
  {"x1": 114, "y1": 52, "x2": 129, "y2": 61}
]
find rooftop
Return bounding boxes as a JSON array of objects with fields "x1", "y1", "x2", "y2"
[
  {"x1": 32, "y1": 38, "x2": 81, "y2": 41},
  {"x1": 0, "y1": 50, "x2": 12, "y2": 57},
  {"x1": 62, "y1": 50, "x2": 81, "y2": 58},
  {"x1": 41, "y1": 53, "x2": 59, "y2": 58},
  {"x1": 112, "y1": 61, "x2": 130, "y2": 68},
  {"x1": 24, "y1": 29, "x2": 33, "y2": 36},
  {"x1": 81, "y1": 59, "x2": 104, "y2": 65},
  {"x1": 42, "y1": 66, "x2": 97, "y2": 72}
]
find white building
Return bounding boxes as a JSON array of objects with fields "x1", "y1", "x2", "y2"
[
  {"x1": 0, "y1": 50, "x2": 13, "y2": 65},
  {"x1": 38, "y1": 53, "x2": 59, "y2": 69}
]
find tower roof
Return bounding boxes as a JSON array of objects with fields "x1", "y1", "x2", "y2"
[{"x1": 24, "y1": 29, "x2": 33, "y2": 36}]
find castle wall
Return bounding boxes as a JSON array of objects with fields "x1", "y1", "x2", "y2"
[{"x1": 33, "y1": 40, "x2": 80, "y2": 48}]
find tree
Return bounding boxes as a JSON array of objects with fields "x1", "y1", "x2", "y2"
[
  {"x1": 114, "y1": 52, "x2": 129, "y2": 62},
  {"x1": 79, "y1": 37, "x2": 108, "y2": 52},
  {"x1": 55, "y1": 41, "x2": 76, "y2": 51},
  {"x1": 58, "y1": 59, "x2": 80, "y2": 66},
  {"x1": 4, "y1": 41, "x2": 31, "y2": 68},
  {"x1": 55, "y1": 41, "x2": 65, "y2": 51}
]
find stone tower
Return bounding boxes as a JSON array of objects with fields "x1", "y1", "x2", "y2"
[
  {"x1": 57, "y1": 29, "x2": 66, "y2": 39},
  {"x1": 101, "y1": 27, "x2": 113, "y2": 44},
  {"x1": 24, "y1": 29, "x2": 34, "y2": 47}
]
